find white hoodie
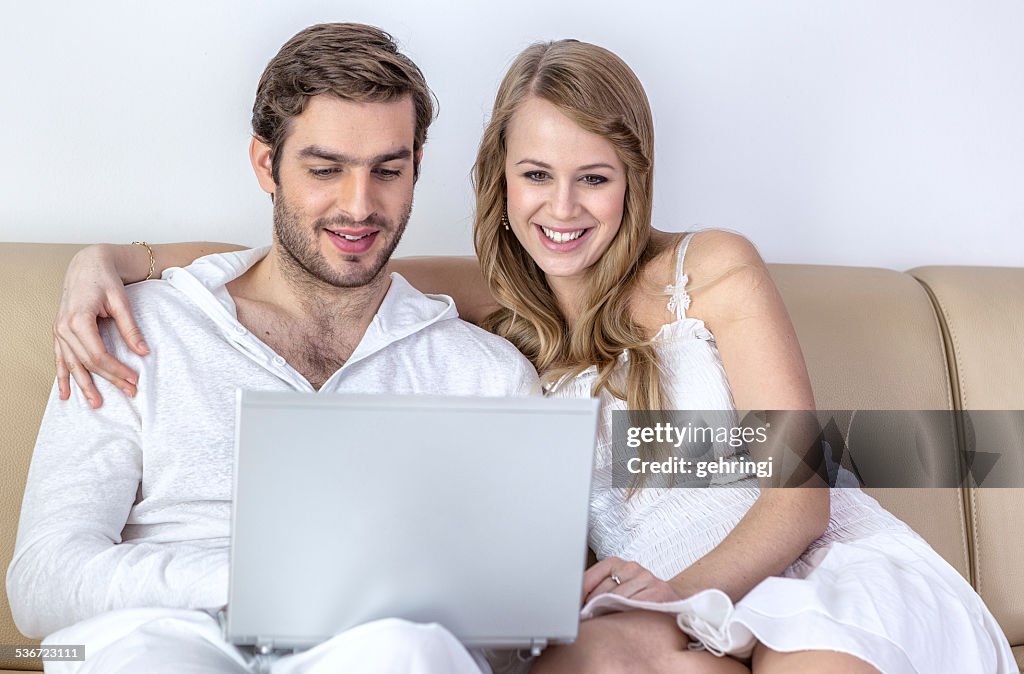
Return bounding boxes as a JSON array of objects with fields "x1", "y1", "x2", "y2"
[{"x1": 7, "y1": 247, "x2": 539, "y2": 638}]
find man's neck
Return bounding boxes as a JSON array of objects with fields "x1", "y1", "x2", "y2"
[{"x1": 228, "y1": 244, "x2": 391, "y2": 351}]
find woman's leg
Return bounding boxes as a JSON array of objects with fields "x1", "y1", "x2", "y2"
[
  {"x1": 532, "y1": 610, "x2": 749, "y2": 674},
  {"x1": 751, "y1": 643, "x2": 881, "y2": 674}
]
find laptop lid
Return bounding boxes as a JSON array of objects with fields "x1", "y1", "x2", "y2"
[{"x1": 226, "y1": 391, "x2": 598, "y2": 654}]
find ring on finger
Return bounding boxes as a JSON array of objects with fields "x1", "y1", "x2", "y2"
[{"x1": 610, "y1": 573, "x2": 622, "y2": 585}]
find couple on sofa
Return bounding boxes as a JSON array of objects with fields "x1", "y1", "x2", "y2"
[{"x1": 8, "y1": 21, "x2": 1015, "y2": 674}]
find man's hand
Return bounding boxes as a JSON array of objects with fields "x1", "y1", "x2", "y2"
[
  {"x1": 582, "y1": 556, "x2": 683, "y2": 606},
  {"x1": 53, "y1": 244, "x2": 148, "y2": 407}
]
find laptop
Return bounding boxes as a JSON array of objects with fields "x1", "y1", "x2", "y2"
[{"x1": 224, "y1": 390, "x2": 599, "y2": 657}]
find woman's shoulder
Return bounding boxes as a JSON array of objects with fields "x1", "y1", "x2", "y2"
[{"x1": 633, "y1": 229, "x2": 769, "y2": 330}]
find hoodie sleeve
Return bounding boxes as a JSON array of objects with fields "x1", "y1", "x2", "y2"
[
  {"x1": 513, "y1": 358, "x2": 543, "y2": 397},
  {"x1": 6, "y1": 359, "x2": 226, "y2": 638}
]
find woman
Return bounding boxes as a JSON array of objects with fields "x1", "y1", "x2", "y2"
[{"x1": 52, "y1": 40, "x2": 1014, "y2": 673}]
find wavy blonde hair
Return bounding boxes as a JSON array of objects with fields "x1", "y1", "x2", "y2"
[{"x1": 474, "y1": 39, "x2": 673, "y2": 418}]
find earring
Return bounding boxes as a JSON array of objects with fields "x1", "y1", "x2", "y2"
[{"x1": 501, "y1": 207, "x2": 510, "y2": 231}]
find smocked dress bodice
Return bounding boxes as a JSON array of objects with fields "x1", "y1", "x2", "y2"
[{"x1": 545, "y1": 233, "x2": 914, "y2": 580}]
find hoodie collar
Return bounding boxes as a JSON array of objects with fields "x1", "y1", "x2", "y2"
[{"x1": 163, "y1": 246, "x2": 460, "y2": 388}]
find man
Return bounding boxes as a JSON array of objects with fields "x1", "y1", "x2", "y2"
[{"x1": 7, "y1": 23, "x2": 536, "y2": 673}]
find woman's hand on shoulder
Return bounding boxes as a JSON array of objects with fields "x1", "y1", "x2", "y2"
[{"x1": 53, "y1": 244, "x2": 147, "y2": 408}]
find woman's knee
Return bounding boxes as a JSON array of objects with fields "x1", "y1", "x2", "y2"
[{"x1": 532, "y1": 611, "x2": 748, "y2": 674}]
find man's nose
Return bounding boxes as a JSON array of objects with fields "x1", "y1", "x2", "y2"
[{"x1": 336, "y1": 171, "x2": 376, "y2": 224}]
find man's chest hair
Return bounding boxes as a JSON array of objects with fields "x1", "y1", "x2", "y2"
[{"x1": 236, "y1": 301, "x2": 356, "y2": 390}]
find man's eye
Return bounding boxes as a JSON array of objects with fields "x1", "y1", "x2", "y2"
[
  {"x1": 524, "y1": 171, "x2": 550, "y2": 182},
  {"x1": 309, "y1": 168, "x2": 340, "y2": 178},
  {"x1": 581, "y1": 175, "x2": 608, "y2": 186},
  {"x1": 375, "y1": 168, "x2": 402, "y2": 180}
]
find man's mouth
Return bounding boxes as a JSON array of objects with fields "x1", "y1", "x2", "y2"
[{"x1": 325, "y1": 228, "x2": 379, "y2": 254}]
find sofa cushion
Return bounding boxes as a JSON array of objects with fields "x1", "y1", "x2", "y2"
[
  {"x1": 911, "y1": 266, "x2": 1024, "y2": 648},
  {"x1": 0, "y1": 244, "x2": 83, "y2": 672},
  {"x1": 769, "y1": 264, "x2": 971, "y2": 580}
]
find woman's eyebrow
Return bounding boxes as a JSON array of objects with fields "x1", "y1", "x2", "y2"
[
  {"x1": 514, "y1": 158, "x2": 616, "y2": 172},
  {"x1": 515, "y1": 158, "x2": 552, "y2": 168}
]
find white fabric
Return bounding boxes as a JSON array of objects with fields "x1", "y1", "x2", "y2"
[
  {"x1": 43, "y1": 609, "x2": 488, "y2": 674},
  {"x1": 8, "y1": 247, "x2": 538, "y2": 671},
  {"x1": 554, "y1": 233, "x2": 1017, "y2": 673}
]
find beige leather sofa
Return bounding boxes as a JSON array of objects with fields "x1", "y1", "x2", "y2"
[{"x1": 2, "y1": 243, "x2": 1022, "y2": 672}]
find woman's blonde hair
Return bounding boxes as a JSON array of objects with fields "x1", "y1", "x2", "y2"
[{"x1": 473, "y1": 39, "x2": 674, "y2": 417}]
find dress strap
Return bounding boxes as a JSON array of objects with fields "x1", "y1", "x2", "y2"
[{"x1": 665, "y1": 232, "x2": 696, "y2": 320}]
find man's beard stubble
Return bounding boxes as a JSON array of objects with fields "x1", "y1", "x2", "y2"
[{"x1": 272, "y1": 190, "x2": 412, "y2": 291}]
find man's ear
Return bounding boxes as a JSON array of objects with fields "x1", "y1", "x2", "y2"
[
  {"x1": 250, "y1": 136, "x2": 276, "y2": 196},
  {"x1": 413, "y1": 147, "x2": 424, "y2": 183}
]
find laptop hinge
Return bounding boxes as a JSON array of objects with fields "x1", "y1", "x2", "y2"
[{"x1": 529, "y1": 638, "x2": 548, "y2": 657}]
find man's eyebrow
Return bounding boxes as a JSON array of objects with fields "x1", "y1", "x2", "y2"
[
  {"x1": 297, "y1": 145, "x2": 413, "y2": 165},
  {"x1": 515, "y1": 159, "x2": 617, "y2": 172}
]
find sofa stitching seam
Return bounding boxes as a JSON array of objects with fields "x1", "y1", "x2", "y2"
[
  {"x1": 932, "y1": 289, "x2": 977, "y2": 584},
  {"x1": 970, "y1": 488, "x2": 981, "y2": 595},
  {"x1": 911, "y1": 272, "x2": 972, "y2": 578}
]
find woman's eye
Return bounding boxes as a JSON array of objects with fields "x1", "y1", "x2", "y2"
[
  {"x1": 524, "y1": 170, "x2": 550, "y2": 182},
  {"x1": 581, "y1": 175, "x2": 608, "y2": 186}
]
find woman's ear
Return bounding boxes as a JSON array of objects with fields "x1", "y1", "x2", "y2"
[{"x1": 250, "y1": 136, "x2": 276, "y2": 196}]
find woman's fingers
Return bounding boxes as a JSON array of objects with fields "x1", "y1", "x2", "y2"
[
  {"x1": 52, "y1": 244, "x2": 145, "y2": 405},
  {"x1": 56, "y1": 334, "x2": 102, "y2": 409},
  {"x1": 584, "y1": 575, "x2": 623, "y2": 604},
  {"x1": 582, "y1": 556, "x2": 618, "y2": 598},
  {"x1": 107, "y1": 292, "x2": 149, "y2": 356},
  {"x1": 53, "y1": 337, "x2": 70, "y2": 401},
  {"x1": 583, "y1": 558, "x2": 644, "y2": 604},
  {"x1": 615, "y1": 575, "x2": 654, "y2": 599},
  {"x1": 53, "y1": 308, "x2": 140, "y2": 405},
  {"x1": 582, "y1": 558, "x2": 681, "y2": 605},
  {"x1": 55, "y1": 315, "x2": 138, "y2": 404}
]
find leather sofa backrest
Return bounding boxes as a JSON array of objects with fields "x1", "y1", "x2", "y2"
[
  {"x1": 769, "y1": 264, "x2": 971, "y2": 579},
  {"x1": 911, "y1": 266, "x2": 1024, "y2": 647},
  {"x1": 0, "y1": 247, "x2": 1020, "y2": 671},
  {"x1": 1, "y1": 244, "x2": 83, "y2": 670}
]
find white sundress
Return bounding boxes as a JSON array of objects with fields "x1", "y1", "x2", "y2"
[{"x1": 543, "y1": 233, "x2": 1015, "y2": 673}]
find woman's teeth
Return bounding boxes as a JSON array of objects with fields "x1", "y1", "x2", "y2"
[{"x1": 540, "y1": 226, "x2": 585, "y2": 243}]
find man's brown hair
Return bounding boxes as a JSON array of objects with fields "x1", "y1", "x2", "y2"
[{"x1": 252, "y1": 23, "x2": 435, "y2": 182}]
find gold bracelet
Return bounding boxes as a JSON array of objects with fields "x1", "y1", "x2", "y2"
[{"x1": 131, "y1": 241, "x2": 156, "y2": 281}]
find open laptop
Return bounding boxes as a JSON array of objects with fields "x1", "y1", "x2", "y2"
[{"x1": 224, "y1": 390, "x2": 599, "y2": 657}]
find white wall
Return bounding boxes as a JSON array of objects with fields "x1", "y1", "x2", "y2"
[{"x1": 1, "y1": 0, "x2": 1021, "y2": 268}]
